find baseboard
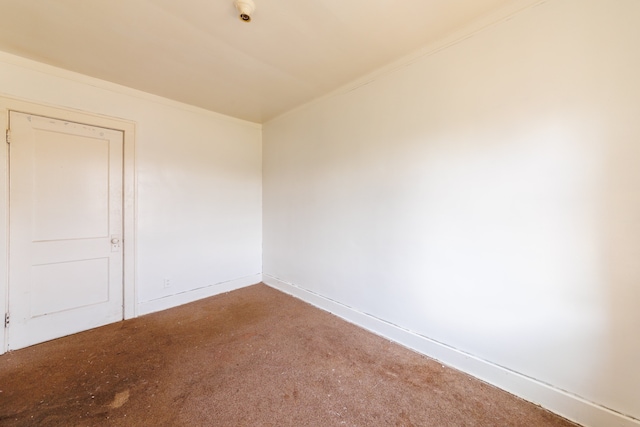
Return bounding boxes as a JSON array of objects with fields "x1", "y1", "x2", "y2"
[
  {"x1": 263, "y1": 274, "x2": 640, "y2": 427},
  {"x1": 137, "y1": 273, "x2": 262, "y2": 316}
]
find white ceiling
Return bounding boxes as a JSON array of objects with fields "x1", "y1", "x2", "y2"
[{"x1": 0, "y1": 0, "x2": 529, "y2": 123}]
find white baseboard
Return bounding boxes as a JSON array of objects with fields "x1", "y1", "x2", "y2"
[
  {"x1": 137, "y1": 273, "x2": 262, "y2": 316},
  {"x1": 263, "y1": 274, "x2": 640, "y2": 427}
]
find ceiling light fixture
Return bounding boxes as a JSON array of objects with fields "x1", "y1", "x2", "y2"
[{"x1": 234, "y1": 0, "x2": 255, "y2": 22}]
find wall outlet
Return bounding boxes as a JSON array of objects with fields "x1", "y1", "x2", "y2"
[{"x1": 163, "y1": 278, "x2": 171, "y2": 288}]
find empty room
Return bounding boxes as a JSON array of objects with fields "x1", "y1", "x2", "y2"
[{"x1": 0, "y1": 0, "x2": 638, "y2": 426}]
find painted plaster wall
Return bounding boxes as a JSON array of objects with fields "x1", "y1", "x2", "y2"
[
  {"x1": 263, "y1": 0, "x2": 640, "y2": 422},
  {"x1": 0, "y1": 52, "x2": 262, "y2": 314}
]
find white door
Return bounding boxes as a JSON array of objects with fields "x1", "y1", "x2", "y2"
[{"x1": 8, "y1": 111, "x2": 124, "y2": 350}]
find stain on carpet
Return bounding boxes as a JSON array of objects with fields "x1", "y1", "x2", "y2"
[{"x1": 108, "y1": 390, "x2": 130, "y2": 409}]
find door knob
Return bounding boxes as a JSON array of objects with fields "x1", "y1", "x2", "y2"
[{"x1": 111, "y1": 238, "x2": 120, "y2": 244}]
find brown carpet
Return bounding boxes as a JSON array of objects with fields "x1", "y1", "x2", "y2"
[{"x1": 0, "y1": 283, "x2": 579, "y2": 427}]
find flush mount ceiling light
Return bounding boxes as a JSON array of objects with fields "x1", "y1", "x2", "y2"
[{"x1": 234, "y1": 0, "x2": 255, "y2": 22}]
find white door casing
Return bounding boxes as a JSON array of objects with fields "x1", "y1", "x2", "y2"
[{"x1": 0, "y1": 97, "x2": 136, "y2": 353}]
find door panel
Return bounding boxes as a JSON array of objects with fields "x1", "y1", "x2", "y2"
[
  {"x1": 31, "y1": 130, "x2": 110, "y2": 241},
  {"x1": 31, "y1": 258, "x2": 110, "y2": 317},
  {"x1": 8, "y1": 111, "x2": 124, "y2": 350}
]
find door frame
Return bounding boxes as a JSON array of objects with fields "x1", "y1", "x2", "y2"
[{"x1": 0, "y1": 95, "x2": 136, "y2": 354}]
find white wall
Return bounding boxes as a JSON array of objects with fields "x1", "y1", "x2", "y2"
[
  {"x1": 0, "y1": 51, "x2": 262, "y2": 316},
  {"x1": 263, "y1": 0, "x2": 640, "y2": 425}
]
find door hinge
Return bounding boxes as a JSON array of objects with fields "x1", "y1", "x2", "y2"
[
  {"x1": 5, "y1": 129, "x2": 10, "y2": 144},
  {"x1": 4, "y1": 312, "x2": 8, "y2": 328}
]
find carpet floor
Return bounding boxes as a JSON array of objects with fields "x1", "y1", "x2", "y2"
[{"x1": 0, "y1": 283, "x2": 579, "y2": 426}]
